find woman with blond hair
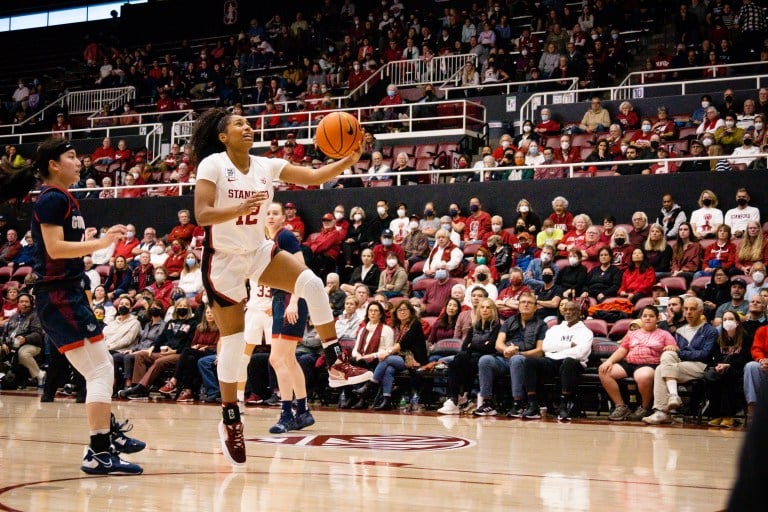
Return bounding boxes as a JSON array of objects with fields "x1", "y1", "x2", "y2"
[
  {"x1": 643, "y1": 223, "x2": 672, "y2": 276},
  {"x1": 735, "y1": 220, "x2": 768, "y2": 274},
  {"x1": 690, "y1": 189, "x2": 724, "y2": 239}
]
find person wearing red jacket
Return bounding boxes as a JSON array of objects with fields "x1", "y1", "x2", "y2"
[
  {"x1": 283, "y1": 202, "x2": 305, "y2": 240},
  {"x1": 553, "y1": 134, "x2": 582, "y2": 164},
  {"x1": 700, "y1": 224, "x2": 738, "y2": 274},
  {"x1": 304, "y1": 213, "x2": 343, "y2": 281},
  {"x1": 166, "y1": 209, "x2": 196, "y2": 245},
  {"x1": 618, "y1": 248, "x2": 657, "y2": 302},
  {"x1": 113, "y1": 224, "x2": 140, "y2": 260},
  {"x1": 92, "y1": 137, "x2": 116, "y2": 165},
  {"x1": 464, "y1": 197, "x2": 492, "y2": 245}
]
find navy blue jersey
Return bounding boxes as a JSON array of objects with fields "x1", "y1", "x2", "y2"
[
  {"x1": 272, "y1": 228, "x2": 302, "y2": 299},
  {"x1": 31, "y1": 186, "x2": 87, "y2": 284}
]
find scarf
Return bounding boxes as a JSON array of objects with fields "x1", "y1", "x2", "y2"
[{"x1": 356, "y1": 322, "x2": 383, "y2": 356}]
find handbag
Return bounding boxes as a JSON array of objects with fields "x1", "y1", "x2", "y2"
[{"x1": 401, "y1": 350, "x2": 420, "y2": 369}]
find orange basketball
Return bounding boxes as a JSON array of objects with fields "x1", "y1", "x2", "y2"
[{"x1": 316, "y1": 111, "x2": 363, "y2": 159}]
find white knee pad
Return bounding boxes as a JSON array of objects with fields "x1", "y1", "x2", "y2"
[
  {"x1": 294, "y1": 269, "x2": 334, "y2": 326},
  {"x1": 237, "y1": 353, "x2": 250, "y2": 383},
  {"x1": 217, "y1": 332, "x2": 246, "y2": 383},
  {"x1": 65, "y1": 339, "x2": 114, "y2": 404}
]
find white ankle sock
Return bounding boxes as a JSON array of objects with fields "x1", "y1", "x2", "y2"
[{"x1": 666, "y1": 379, "x2": 678, "y2": 396}]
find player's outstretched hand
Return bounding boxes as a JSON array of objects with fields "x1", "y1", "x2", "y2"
[{"x1": 102, "y1": 225, "x2": 128, "y2": 244}]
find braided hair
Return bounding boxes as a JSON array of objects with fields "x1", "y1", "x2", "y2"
[{"x1": 189, "y1": 108, "x2": 231, "y2": 166}]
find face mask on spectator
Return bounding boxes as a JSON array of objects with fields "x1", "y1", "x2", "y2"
[
  {"x1": 450, "y1": 208, "x2": 458, "y2": 217},
  {"x1": 756, "y1": 122, "x2": 764, "y2": 131},
  {"x1": 154, "y1": 272, "x2": 165, "y2": 281},
  {"x1": 614, "y1": 237, "x2": 626, "y2": 245},
  {"x1": 470, "y1": 204, "x2": 480, "y2": 213},
  {"x1": 442, "y1": 223, "x2": 452, "y2": 231},
  {"x1": 542, "y1": 274, "x2": 554, "y2": 283},
  {"x1": 334, "y1": 212, "x2": 344, "y2": 220},
  {"x1": 397, "y1": 208, "x2": 406, "y2": 218},
  {"x1": 424, "y1": 209, "x2": 434, "y2": 217},
  {"x1": 541, "y1": 252, "x2": 552, "y2": 263},
  {"x1": 501, "y1": 141, "x2": 510, "y2": 149},
  {"x1": 387, "y1": 90, "x2": 395, "y2": 97},
  {"x1": 386, "y1": 258, "x2": 397, "y2": 268},
  {"x1": 752, "y1": 271, "x2": 765, "y2": 283},
  {"x1": 641, "y1": 124, "x2": 651, "y2": 133},
  {"x1": 523, "y1": 125, "x2": 531, "y2": 133},
  {"x1": 382, "y1": 238, "x2": 392, "y2": 246},
  {"x1": 702, "y1": 138, "x2": 713, "y2": 147},
  {"x1": 353, "y1": 213, "x2": 362, "y2": 222},
  {"x1": 560, "y1": 142, "x2": 570, "y2": 150},
  {"x1": 476, "y1": 256, "x2": 487, "y2": 265},
  {"x1": 540, "y1": 114, "x2": 550, "y2": 122},
  {"x1": 435, "y1": 269, "x2": 447, "y2": 280},
  {"x1": 702, "y1": 198, "x2": 713, "y2": 207},
  {"x1": 528, "y1": 146, "x2": 538, "y2": 155},
  {"x1": 409, "y1": 221, "x2": 418, "y2": 230},
  {"x1": 377, "y1": 206, "x2": 386, "y2": 216},
  {"x1": 722, "y1": 319, "x2": 738, "y2": 332},
  {"x1": 725, "y1": 120, "x2": 735, "y2": 128},
  {"x1": 701, "y1": 101, "x2": 710, "y2": 109},
  {"x1": 117, "y1": 305, "x2": 130, "y2": 316},
  {"x1": 491, "y1": 224, "x2": 501, "y2": 233},
  {"x1": 185, "y1": 257, "x2": 196, "y2": 266},
  {"x1": 476, "y1": 272, "x2": 488, "y2": 281},
  {"x1": 149, "y1": 307, "x2": 163, "y2": 317},
  {"x1": 569, "y1": 257, "x2": 580, "y2": 266}
]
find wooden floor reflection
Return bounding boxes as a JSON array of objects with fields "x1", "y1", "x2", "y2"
[{"x1": 0, "y1": 392, "x2": 741, "y2": 512}]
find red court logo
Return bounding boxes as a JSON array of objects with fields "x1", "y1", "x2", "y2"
[{"x1": 247, "y1": 434, "x2": 475, "y2": 451}]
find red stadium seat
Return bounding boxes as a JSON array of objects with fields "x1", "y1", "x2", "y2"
[
  {"x1": 584, "y1": 318, "x2": 609, "y2": 337},
  {"x1": 608, "y1": 318, "x2": 632, "y2": 341}
]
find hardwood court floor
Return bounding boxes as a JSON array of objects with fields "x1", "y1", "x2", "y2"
[{"x1": 0, "y1": 392, "x2": 742, "y2": 512}]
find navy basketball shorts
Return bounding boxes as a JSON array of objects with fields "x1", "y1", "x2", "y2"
[
  {"x1": 271, "y1": 293, "x2": 308, "y2": 341},
  {"x1": 36, "y1": 287, "x2": 104, "y2": 353}
]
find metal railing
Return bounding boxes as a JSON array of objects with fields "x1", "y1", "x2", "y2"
[
  {"x1": 66, "y1": 86, "x2": 136, "y2": 115},
  {"x1": 88, "y1": 108, "x2": 195, "y2": 128},
  {"x1": 383, "y1": 53, "x2": 479, "y2": 88},
  {"x1": 442, "y1": 76, "x2": 578, "y2": 99},
  {"x1": 171, "y1": 99, "x2": 486, "y2": 148},
  {"x1": 0, "y1": 123, "x2": 163, "y2": 164},
  {"x1": 619, "y1": 60, "x2": 768, "y2": 86},
  {"x1": 518, "y1": 74, "x2": 768, "y2": 128},
  {"x1": 39, "y1": 153, "x2": 765, "y2": 200}
]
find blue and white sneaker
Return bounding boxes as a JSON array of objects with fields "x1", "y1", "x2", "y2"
[
  {"x1": 293, "y1": 411, "x2": 315, "y2": 430},
  {"x1": 81, "y1": 447, "x2": 143, "y2": 475},
  {"x1": 268, "y1": 415, "x2": 296, "y2": 434},
  {"x1": 110, "y1": 414, "x2": 146, "y2": 454}
]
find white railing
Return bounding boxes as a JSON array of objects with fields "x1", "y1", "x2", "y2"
[
  {"x1": 384, "y1": 53, "x2": 479, "y2": 88},
  {"x1": 7, "y1": 87, "x2": 137, "y2": 135},
  {"x1": 442, "y1": 76, "x2": 578, "y2": 99},
  {"x1": 89, "y1": 109, "x2": 195, "y2": 128},
  {"x1": 66, "y1": 86, "x2": 136, "y2": 115},
  {"x1": 41, "y1": 153, "x2": 765, "y2": 199},
  {"x1": 619, "y1": 60, "x2": 768, "y2": 86},
  {"x1": 0, "y1": 123, "x2": 163, "y2": 164},
  {"x1": 518, "y1": 74, "x2": 768, "y2": 128},
  {"x1": 171, "y1": 99, "x2": 486, "y2": 148}
]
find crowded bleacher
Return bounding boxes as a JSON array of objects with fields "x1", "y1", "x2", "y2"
[{"x1": 1, "y1": 0, "x2": 768, "y2": 427}]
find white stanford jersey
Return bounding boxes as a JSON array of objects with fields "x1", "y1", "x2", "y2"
[
  {"x1": 247, "y1": 279, "x2": 273, "y2": 312},
  {"x1": 196, "y1": 152, "x2": 286, "y2": 253}
]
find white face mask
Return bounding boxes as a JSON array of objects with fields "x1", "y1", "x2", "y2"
[
  {"x1": 756, "y1": 122, "x2": 764, "y2": 131},
  {"x1": 442, "y1": 223, "x2": 452, "y2": 231},
  {"x1": 752, "y1": 271, "x2": 765, "y2": 283},
  {"x1": 386, "y1": 259, "x2": 397, "y2": 268},
  {"x1": 541, "y1": 114, "x2": 549, "y2": 122},
  {"x1": 722, "y1": 319, "x2": 738, "y2": 332},
  {"x1": 334, "y1": 212, "x2": 344, "y2": 221},
  {"x1": 702, "y1": 138, "x2": 714, "y2": 147},
  {"x1": 353, "y1": 213, "x2": 362, "y2": 222},
  {"x1": 701, "y1": 101, "x2": 710, "y2": 109},
  {"x1": 501, "y1": 141, "x2": 510, "y2": 149},
  {"x1": 568, "y1": 257, "x2": 580, "y2": 266},
  {"x1": 154, "y1": 273, "x2": 165, "y2": 281},
  {"x1": 541, "y1": 253, "x2": 552, "y2": 263},
  {"x1": 725, "y1": 120, "x2": 735, "y2": 128},
  {"x1": 491, "y1": 224, "x2": 501, "y2": 233},
  {"x1": 397, "y1": 209, "x2": 406, "y2": 218},
  {"x1": 560, "y1": 142, "x2": 570, "y2": 150},
  {"x1": 519, "y1": 205, "x2": 529, "y2": 213},
  {"x1": 409, "y1": 221, "x2": 419, "y2": 230},
  {"x1": 151, "y1": 245, "x2": 164, "y2": 255},
  {"x1": 523, "y1": 125, "x2": 531, "y2": 133},
  {"x1": 377, "y1": 206, "x2": 386, "y2": 216}
]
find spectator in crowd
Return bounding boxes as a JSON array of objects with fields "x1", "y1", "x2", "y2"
[
  {"x1": 574, "y1": 96, "x2": 611, "y2": 134},
  {"x1": 157, "y1": 306, "x2": 220, "y2": 402},
  {"x1": 534, "y1": 108, "x2": 561, "y2": 136},
  {"x1": 0, "y1": 292, "x2": 44, "y2": 387},
  {"x1": 582, "y1": 246, "x2": 622, "y2": 302},
  {"x1": 117, "y1": 297, "x2": 196, "y2": 399},
  {"x1": 476, "y1": 292, "x2": 547, "y2": 416},
  {"x1": 670, "y1": 222, "x2": 702, "y2": 282},
  {"x1": 736, "y1": 221, "x2": 768, "y2": 275},
  {"x1": 713, "y1": 278, "x2": 749, "y2": 327},
  {"x1": 522, "y1": 300, "x2": 593, "y2": 421},
  {"x1": 618, "y1": 248, "x2": 656, "y2": 302},
  {"x1": 438, "y1": 298, "x2": 503, "y2": 415},
  {"x1": 303, "y1": 213, "x2": 343, "y2": 282},
  {"x1": 0, "y1": 229, "x2": 21, "y2": 267},
  {"x1": 706, "y1": 310, "x2": 752, "y2": 428},
  {"x1": 643, "y1": 297, "x2": 718, "y2": 424},
  {"x1": 678, "y1": 139, "x2": 710, "y2": 173},
  {"x1": 166, "y1": 209, "x2": 196, "y2": 245},
  {"x1": 690, "y1": 189, "x2": 724, "y2": 239},
  {"x1": 599, "y1": 305, "x2": 677, "y2": 421}
]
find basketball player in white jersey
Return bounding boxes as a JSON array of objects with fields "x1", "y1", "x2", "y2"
[{"x1": 192, "y1": 109, "x2": 371, "y2": 466}]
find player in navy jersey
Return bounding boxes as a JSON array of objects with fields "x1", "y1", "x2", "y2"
[
  {"x1": 263, "y1": 202, "x2": 313, "y2": 433},
  {"x1": 29, "y1": 138, "x2": 144, "y2": 475},
  {"x1": 191, "y1": 109, "x2": 370, "y2": 466}
]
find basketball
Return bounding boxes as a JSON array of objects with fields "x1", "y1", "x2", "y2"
[{"x1": 316, "y1": 111, "x2": 363, "y2": 159}]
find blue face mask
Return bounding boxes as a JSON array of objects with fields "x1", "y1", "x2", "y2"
[
  {"x1": 476, "y1": 256, "x2": 487, "y2": 265},
  {"x1": 185, "y1": 258, "x2": 196, "y2": 266},
  {"x1": 387, "y1": 90, "x2": 396, "y2": 97},
  {"x1": 442, "y1": 223, "x2": 452, "y2": 231},
  {"x1": 435, "y1": 269, "x2": 448, "y2": 280}
]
